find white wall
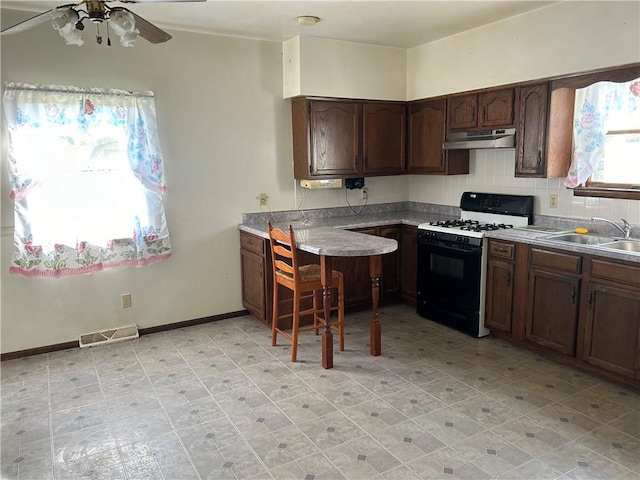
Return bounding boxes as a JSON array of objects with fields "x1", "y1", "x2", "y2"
[
  {"x1": 0, "y1": 9, "x2": 298, "y2": 353},
  {"x1": 407, "y1": 1, "x2": 640, "y2": 99}
]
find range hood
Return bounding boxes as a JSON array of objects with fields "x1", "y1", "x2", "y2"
[{"x1": 442, "y1": 128, "x2": 516, "y2": 150}]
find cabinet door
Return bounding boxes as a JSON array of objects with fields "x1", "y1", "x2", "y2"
[
  {"x1": 480, "y1": 89, "x2": 515, "y2": 128},
  {"x1": 448, "y1": 94, "x2": 478, "y2": 131},
  {"x1": 583, "y1": 283, "x2": 640, "y2": 379},
  {"x1": 516, "y1": 83, "x2": 549, "y2": 177},
  {"x1": 241, "y1": 249, "x2": 267, "y2": 322},
  {"x1": 400, "y1": 226, "x2": 417, "y2": 304},
  {"x1": 407, "y1": 99, "x2": 446, "y2": 173},
  {"x1": 526, "y1": 269, "x2": 580, "y2": 355},
  {"x1": 363, "y1": 103, "x2": 406, "y2": 175},
  {"x1": 309, "y1": 100, "x2": 361, "y2": 177},
  {"x1": 485, "y1": 259, "x2": 515, "y2": 333},
  {"x1": 379, "y1": 226, "x2": 401, "y2": 299}
]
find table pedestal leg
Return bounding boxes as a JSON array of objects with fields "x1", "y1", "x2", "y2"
[
  {"x1": 370, "y1": 255, "x2": 382, "y2": 356},
  {"x1": 320, "y1": 255, "x2": 333, "y2": 369}
]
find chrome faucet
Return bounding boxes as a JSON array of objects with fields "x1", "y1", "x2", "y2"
[{"x1": 591, "y1": 217, "x2": 632, "y2": 238}]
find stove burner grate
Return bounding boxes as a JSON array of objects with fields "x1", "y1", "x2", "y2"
[{"x1": 428, "y1": 219, "x2": 514, "y2": 233}]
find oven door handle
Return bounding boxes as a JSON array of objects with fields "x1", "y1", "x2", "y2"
[{"x1": 420, "y1": 243, "x2": 481, "y2": 255}]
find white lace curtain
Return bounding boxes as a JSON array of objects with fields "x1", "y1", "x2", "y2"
[
  {"x1": 564, "y1": 78, "x2": 640, "y2": 188},
  {"x1": 3, "y1": 83, "x2": 171, "y2": 277}
]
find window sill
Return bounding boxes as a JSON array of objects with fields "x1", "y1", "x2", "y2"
[{"x1": 573, "y1": 187, "x2": 640, "y2": 200}]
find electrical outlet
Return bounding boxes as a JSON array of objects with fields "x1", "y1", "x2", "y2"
[
  {"x1": 257, "y1": 193, "x2": 268, "y2": 206},
  {"x1": 549, "y1": 194, "x2": 559, "y2": 208},
  {"x1": 121, "y1": 293, "x2": 132, "y2": 308},
  {"x1": 361, "y1": 188, "x2": 368, "y2": 200}
]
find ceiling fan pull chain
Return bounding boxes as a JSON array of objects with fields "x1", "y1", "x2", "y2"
[
  {"x1": 96, "y1": 23, "x2": 102, "y2": 44},
  {"x1": 106, "y1": 21, "x2": 111, "y2": 46}
]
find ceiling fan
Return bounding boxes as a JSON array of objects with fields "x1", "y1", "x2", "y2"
[{"x1": 1, "y1": 0, "x2": 204, "y2": 46}]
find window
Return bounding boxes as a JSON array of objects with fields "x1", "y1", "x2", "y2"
[
  {"x1": 588, "y1": 128, "x2": 640, "y2": 185},
  {"x1": 3, "y1": 83, "x2": 171, "y2": 277},
  {"x1": 565, "y1": 77, "x2": 640, "y2": 199}
]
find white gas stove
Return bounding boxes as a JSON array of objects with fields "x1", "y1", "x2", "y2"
[{"x1": 416, "y1": 192, "x2": 534, "y2": 337}]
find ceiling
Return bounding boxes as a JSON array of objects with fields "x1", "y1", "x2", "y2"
[{"x1": 1, "y1": 0, "x2": 559, "y2": 49}]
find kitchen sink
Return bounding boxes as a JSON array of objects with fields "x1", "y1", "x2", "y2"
[
  {"x1": 598, "y1": 240, "x2": 640, "y2": 253},
  {"x1": 544, "y1": 233, "x2": 617, "y2": 245}
]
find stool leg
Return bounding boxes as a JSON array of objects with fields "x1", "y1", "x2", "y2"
[
  {"x1": 291, "y1": 289, "x2": 300, "y2": 362},
  {"x1": 271, "y1": 283, "x2": 279, "y2": 347},
  {"x1": 313, "y1": 289, "x2": 320, "y2": 335}
]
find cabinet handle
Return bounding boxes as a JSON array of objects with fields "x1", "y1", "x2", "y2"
[
  {"x1": 506, "y1": 270, "x2": 511, "y2": 287},
  {"x1": 354, "y1": 155, "x2": 358, "y2": 170},
  {"x1": 537, "y1": 150, "x2": 542, "y2": 165},
  {"x1": 472, "y1": 106, "x2": 476, "y2": 119},
  {"x1": 441, "y1": 151, "x2": 445, "y2": 166},
  {"x1": 495, "y1": 247, "x2": 509, "y2": 253},
  {"x1": 483, "y1": 106, "x2": 486, "y2": 122},
  {"x1": 364, "y1": 156, "x2": 368, "y2": 167},
  {"x1": 571, "y1": 286, "x2": 576, "y2": 304},
  {"x1": 588, "y1": 292, "x2": 593, "y2": 308}
]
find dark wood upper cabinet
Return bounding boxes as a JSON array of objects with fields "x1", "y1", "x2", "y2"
[
  {"x1": 292, "y1": 99, "x2": 360, "y2": 178},
  {"x1": 481, "y1": 89, "x2": 515, "y2": 128},
  {"x1": 447, "y1": 88, "x2": 515, "y2": 132},
  {"x1": 407, "y1": 99, "x2": 469, "y2": 175},
  {"x1": 515, "y1": 83, "x2": 574, "y2": 178},
  {"x1": 516, "y1": 83, "x2": 549, "y2": 177},
  {"x1": 447, "y1": 94, "x2": 477, "y2": 131},
  {"x1": 362, "y1": 103, "x2": 406, "y2": 175},
  {"x1": 292, "y1": 97, "x2": 405, "y2": 179}
]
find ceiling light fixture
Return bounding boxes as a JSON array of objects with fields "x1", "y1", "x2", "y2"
[
  {"x1": 295, "y1": 16, "x2": 320, "y2": 27},
  {"x1": 49, "y1": 5, "x2": 139, "y2": 47}
]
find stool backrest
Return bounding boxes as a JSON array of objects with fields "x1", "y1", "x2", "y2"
[{"x1": 267, "y1": 221, "x2": 299, "y2": 285}]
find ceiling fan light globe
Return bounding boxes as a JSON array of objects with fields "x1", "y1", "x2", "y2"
[
  {"x1": 119, "y1": 31, "x2": 138, "y2": 47},
  {"x1": 110, "y1": 11, "x2": 136, "y2": 35},
  {"x1": 61, "y1": 30, "x2": 83, "y2": 46},
  {"x1": 50, "y1": 7, "x2": 79, "y2": 31}
]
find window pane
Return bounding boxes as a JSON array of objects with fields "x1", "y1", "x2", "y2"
[{"x1": 591, "y1": 132, "x2": 640, "y2": 184}]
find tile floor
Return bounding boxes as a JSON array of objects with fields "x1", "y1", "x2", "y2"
[{"x1": 1, "y1": 304, "x2": 639, "y2": 480}]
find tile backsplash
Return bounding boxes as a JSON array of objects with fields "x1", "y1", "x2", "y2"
[{"x1": 408, "y1": 149, "x2": 640, "y2": 226}]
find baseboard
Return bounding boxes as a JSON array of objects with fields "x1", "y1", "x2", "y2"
[{"x1": 0, "y1": 309, "x2": 250, "y2": 361}]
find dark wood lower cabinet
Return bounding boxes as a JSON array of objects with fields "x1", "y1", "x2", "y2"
[
  {"x1": 400, "y1": 226, "x2": 417, "y2": 305},
  {"x1": 240, "y1": 231, "x2": 271, "y2": 323},
  {"x1": 525, "y1": 270, "x2": 580, "y2": 355},
  {"x1": 485, "y1": 259, "x2": 514, "y2": 333},
  {"x1": 582, "y1": 282, "x2": 640, "y2": 379},
  {"x1": 380, "y1": 226, "x2": 401, "y2": 299}
]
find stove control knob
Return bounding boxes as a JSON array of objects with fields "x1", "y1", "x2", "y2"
[
  {"x1": 464, "y1": 237, "x2": 469, "y2": 243},
  {"x1": 456, "y1": 236, "x2": 462, "y2": 243}
]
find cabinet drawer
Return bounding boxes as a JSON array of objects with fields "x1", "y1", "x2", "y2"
[
  {"x1": 530, "y1": 248, "x2": 582, "y2": 274},
  {"x1": 489, "y1": 241, "x2": 515, "y2": 260},
  {"x1": 590, "y1": 258, "x2": 640, "y2": 288},
  {"x1": 240, "y1": 232, "x2": 265, "y2": 255}
]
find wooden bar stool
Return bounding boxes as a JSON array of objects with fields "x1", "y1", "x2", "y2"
[{"x1": 267, "y1": 221, "x2": 345, "y2": 362}]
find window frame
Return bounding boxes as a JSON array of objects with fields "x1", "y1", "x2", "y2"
[{"x1": 553, "y1": 64, "x2": 640, "y2": 200}]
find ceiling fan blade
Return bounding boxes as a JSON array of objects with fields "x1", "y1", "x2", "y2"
[
  {"x1": 127, "y1": 9, "x2": 172, "y2": 44},
  {"x1": 1, "y1": 9, "x2": 53, "y2": 35}
]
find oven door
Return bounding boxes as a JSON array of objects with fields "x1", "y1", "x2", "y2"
[{"x1": 416, "y1": 234, "x2": 483, "y2": 336}]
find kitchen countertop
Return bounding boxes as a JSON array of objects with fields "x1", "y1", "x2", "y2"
[
  {"x1": 485, "y1": 229, "x2": 640, "y2": 264},
  {"x1": 238, "y1": 211, "x2": 454, "y2": 239},
  {"x1": 238, "y1": 208, "x2": 639, "y2": 264}
]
